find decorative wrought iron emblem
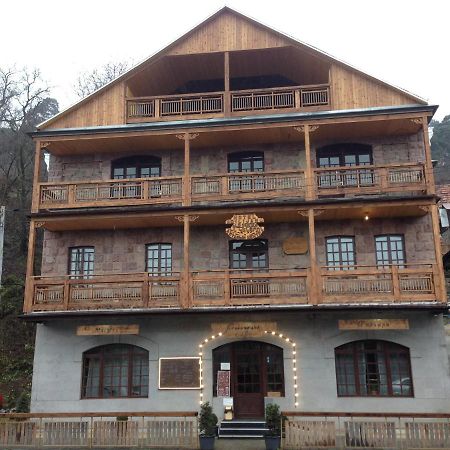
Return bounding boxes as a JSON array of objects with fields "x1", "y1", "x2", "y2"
[{"x1": 225, "y1": 214, "x2": 265, "y2": 240}]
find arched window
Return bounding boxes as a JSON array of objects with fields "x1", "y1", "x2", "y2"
[
  {"x1": 111, "y1": 156, "x2": 161, "y2": 179},
  {"x1": 229, "y1": 239, "x2": 268, "y2": 269},
  {"x1": 335, "y1": 340, "x2": 413, "y2": 397},
  {"x1": 81, "y1": 344, "x2": 149, "y2": 399}
]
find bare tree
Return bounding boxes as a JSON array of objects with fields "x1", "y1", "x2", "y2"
[{"x1": 75, "y1": 61, "x2": 130, "y2": 98}]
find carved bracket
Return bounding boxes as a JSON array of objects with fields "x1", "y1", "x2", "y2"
[
  {"x1": 293, "y1": 125, "x2": 319, "y2": 134},
  {"x1": 174, "y1": 215, "x2": 199, "y2": 223},
  {"x1": 418, "y1": 205, "x2": 430, "y2": 213},
  {"x1": 410, "y1": 118, "x2": 423, "y2": 125},
  {"x1": 34, "y1": 221, "x2": 45, "y2": 228},
  {"x1": 39, "y1": 141, "x2": 51, "y2": 149},
  {"x1": 176, "y1": 133, "x2": 199, "y2": 141},
  {"x1": 297, "y1": 209, "x2": 324, "y2": 217}
]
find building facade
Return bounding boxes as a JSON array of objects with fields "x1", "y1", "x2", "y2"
[{"x1": 25, "y1": 8, "x2": 449, "y2": 418}]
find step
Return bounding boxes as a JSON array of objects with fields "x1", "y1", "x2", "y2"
[
  {"x1": 218, "y1": 420, "x2": 268, "y2": 439},
  {"x1": 220, "y1": 420, "x2": 267, "y2": 429}
]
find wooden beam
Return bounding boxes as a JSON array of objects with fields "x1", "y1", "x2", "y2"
[
  {"x1": 421, "y1": 115, "x2": 436, "y2": 195},
  {"x1": 23, "y1": 220, "x2": 37, "y2": 313},
  {"x1": 31, "y1": 141, "x2": 43, "y2": 213}
]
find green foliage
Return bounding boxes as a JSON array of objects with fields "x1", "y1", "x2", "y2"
[
  {"x1": 265, "y1": 403, "x2": 282, "y2": 436},
  {"x1": 431, "y1": 115, "x2": 450, "y2": 184},
  {"x1": 198, "y1": 402, "x2": 218, "y2": 436},
  {"x1": 15, "y1": 391, "x2": 30, "y2": 413}
]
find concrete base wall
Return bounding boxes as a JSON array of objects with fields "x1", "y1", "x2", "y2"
[{"x1": 30, "y1": 310, "x2": 450, "y2": 416}]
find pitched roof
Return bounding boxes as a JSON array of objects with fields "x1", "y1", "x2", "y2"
[{"x1": 38, "y1": 6, "x2": 428, "y2": 130}]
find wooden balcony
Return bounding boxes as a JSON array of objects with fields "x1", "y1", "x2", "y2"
[
  {"x1": 126, "y1": 84, "x2": 330, "y2": 122},
  {"x1": 25, "y1": 264, "x2": 441, "y2": 314},
  {"x1": 36, "y1": 163, "x2": 426, "y2": 211}
]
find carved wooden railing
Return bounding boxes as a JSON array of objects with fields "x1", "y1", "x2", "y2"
[
  {"x1": 126, "y1": 84, "x2": 330, "y2": 122},
  {"x1": 39, "y1": 176, "x2": 183, "y2": 209},
  {"x1": 321, "y1": 264, "x2": 437, "y2": 303},
  {"x1": 314, "y1": 163, "x2": 426, "y2": 195},
  {"x1": 191, "y1": 269, "x2": 309, "y2": 307},
  {"x1": 30, "y1": 273, "x2": 182, "y2": 312},
  {"x1": 191, "y1": 170, "x2": 305, "y2": 201},
  {"x1": 0, "y1": 412, "x2": 198, "y2": 449},
  {"x1": 283, "y1": 412, "x2": 450, "y2": 449}
]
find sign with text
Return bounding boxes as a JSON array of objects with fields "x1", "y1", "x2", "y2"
[
  {"x1": 159, "y1": 357, "x2": 201, "y2": 390},
  {"x1": 211, "y1": 322, "x2": 277, "y2": 338},
  {"x1": 76, "y1": 324, "x2": 139, "y2": 336},
  {"x1": 217, "y1": 370, "x2": 231, "y2": 397},
  {"x1": 339, "y1": 319, "x2": 409, "y2": 330}
]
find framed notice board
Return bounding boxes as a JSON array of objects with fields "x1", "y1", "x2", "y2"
[{"x1": 159, "y1": 357, "x2": 201, "y2": 390}]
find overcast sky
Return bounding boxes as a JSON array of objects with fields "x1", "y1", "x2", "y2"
[{"x1": 2, "y1": 0, "x2": 449, "y2": 120}]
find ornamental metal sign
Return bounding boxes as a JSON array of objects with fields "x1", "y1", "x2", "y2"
[{"x1": 225, "y1": 214, "x2": 264, "y2": 240}]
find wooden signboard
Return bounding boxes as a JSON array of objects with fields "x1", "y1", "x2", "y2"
[
  {"x1": 217, "y1": 370, "x2": 230, "y2": 397},
  {"x1": 159, "y1": 357, "x2": 201, "y2": 390},
  {"x1": 339, "y1": 319, "x2": 409, "y2": 330},
  {"x1": 76, "y1": 324, "x2": 139, "y2": 336},
  {"x1": 212, "y1": 322, "x2": 277, "y2": 338},
  {"x1": 283, "y1": 237, "x2": 308, "y2": 254}
]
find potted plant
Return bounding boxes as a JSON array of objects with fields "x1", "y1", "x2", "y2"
[
  {"x1": 199, "y1": 402, "x2": 218, "y2": 450},
  {"x1": 265, "y1": 403, "x2": 282, "y2": 450}
]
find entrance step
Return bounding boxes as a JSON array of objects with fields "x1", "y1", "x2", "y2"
[{"x1": 218, "y1": 420, "x2": 268, "y2": 439}]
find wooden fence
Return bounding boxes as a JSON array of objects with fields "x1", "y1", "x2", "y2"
[
  {"x1": 0, "y1": 412, "x2": 198, "y2": 448},
  {"x1": 283, "y1": 412, "x2": 450, "y2": 449}
]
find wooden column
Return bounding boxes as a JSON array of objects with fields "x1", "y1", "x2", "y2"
[
  {"x1": 307, "y1": 209, "x2": 321, "y2": 305},
  {"x1": 177, "y1": 133, "x2": 198, "y2": 207},
  {"x1": 295, "y1": 125, "x2": 317, "y2": 200},
  {"x1": 430, "y1": 206, "x2": 447, "y2": 301},
  {"x1": 180, "y1": 214, "x2": 197, "y2": 308},
  {"x1": 23, "y1": 220, "x2": 37, "y2": 312},
  {"x1": 31, "y1": 141, "x2": 43, "y2": 213},
  {"x1": 421, "y1": 116, "x2": 436, "y2": 195},
  {"x1": 224, "y1": 51, "x2": 231, "y2": 115}
]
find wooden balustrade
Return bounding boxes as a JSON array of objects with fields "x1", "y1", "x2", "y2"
[
  {"x1": 125, "y1": 84, "x2": 330, "y2": 122},
  {"x1": 26, "y1": 264, "x2": 441, "y2": 313},
  {"x1": 0, "y1": 412, "x2": 198, "y2": 449},
  {"x1": 191, "y1": 170, "x2": 305, "y2": 201},
  {"x1": 314, "y1": 163, "x2": 426, "y2": 195},
  {"x1": 283, "y1": 412, "x2": 450, "y2": 449}
]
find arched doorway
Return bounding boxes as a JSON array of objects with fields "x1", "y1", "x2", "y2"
[{"x1": 213, "y1": 341, "x2": 284, "y2": 418}]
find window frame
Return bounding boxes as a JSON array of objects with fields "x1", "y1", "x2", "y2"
[
  {"x1": 145, "y1": 243, "x2": 173, "y2": 276},
  {"x1": 316, "y1": 143, "x2": 373, "y2": 168},
  {"x1": 335, "y1": 340, "x2": 414, "y2": 398},
  {"x1": 81, "y1": 344, "x2": 149, "y2": 399},
  {"x1": 68, "y1": 246, "x2": 95, "y2": 279},
  {"x1": 375, "y1": 234, "x2": 406, "y2": 267},
  {"x1": 325, "y1": 236, "x2": 356, "y2": 270},
  {"x1": 111, "y1": 155, "x2": 162, "y2": 179},
  {"x1": 228, "y1": 239, "x2": 269, "y2": 270},
  {"x1": 227, "y1": 151, "x2": 265, "y2": 173}
]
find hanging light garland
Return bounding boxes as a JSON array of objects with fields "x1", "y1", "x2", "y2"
[{"x1": 197, "y1": 329, "x2": 298, "y2": 408}]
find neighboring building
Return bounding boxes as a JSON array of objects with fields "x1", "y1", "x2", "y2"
[{"x1": 25, "y1": 7, "x2": 449, "y2": 417}]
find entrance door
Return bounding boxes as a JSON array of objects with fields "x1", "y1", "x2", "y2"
[
  {"x1": 233, "y1": 342, "x2": 265, "y2": 418},
  {"x1": 213, "y1": 341, "x2": 285, "y2": 419}
]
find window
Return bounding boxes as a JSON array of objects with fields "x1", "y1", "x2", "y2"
[
  {"x1": 326, "y1": 236, "x2": 355, "y2": 270},
  {"x1": 82, "y1": 344, "x2": 149, "y2": 398},
  {"x1": 146, "y1": 243, "x2": 172, "y2": 276},
  {"x1": 228, "y1": 151, "x2": 265, "y2": 192},
  {"x1": 111, "y1": 156, "x2": 161, "y2": 179},
  {"x1": 375, "y1": 235, "x2": 406, "y2": 267},
  {"x1": 229, "y1": 240, "x2": 268, "y2": 270},
  {"x1": 68, "y1": 247, "x2": 94, "y2": 279},
  {"x1": 335, "y1": 341, "x2": 413, "y2": 397}
]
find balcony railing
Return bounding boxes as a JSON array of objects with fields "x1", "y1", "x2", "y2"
[
  {"x1": 126, "y1": 84, "x2": 330, "y2": 122},
  {"x1": 314, "y1": 163, "x2": 426, "y2": 195},
  {"x1": 26, "y1": 264, "x2": 440, "y2": 313},
  {"x1": 191, "y1": 170, "x2": 305, "y2": 201}
]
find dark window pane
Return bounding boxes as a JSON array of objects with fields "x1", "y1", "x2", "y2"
[
  {"x1": 69, "y1": 247, "x2": 94, "y2": 279},
  {"x1": 146, "y1": 243, "x2": 172, "y2": 276}
]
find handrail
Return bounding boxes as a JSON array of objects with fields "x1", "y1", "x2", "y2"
[
  {"x1": 283, "y1": 411, "x2": 450, "y2": 418},
  {"x1": 0, "y1": 411, "x2": 198, "y2": 419}
]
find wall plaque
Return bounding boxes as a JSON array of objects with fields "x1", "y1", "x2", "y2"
[
  {"x1": 76, "y1": 324, "x2": 139, "y2": 336},
  {"x1": 217, "y1": 370, "x2": 230, "y2": 397},
  {"x1": 211, "y1": 322, "x2": 277, "y2": 338},
  {"x1": 159, "y1": 357, "x2": 201, "y2": 390},
  {"x1": 283, "y1": 237, "x2": 308, "y2": 254},
  {"x1": 339, "y1": 319, "x2": 409, "y2": 330}
]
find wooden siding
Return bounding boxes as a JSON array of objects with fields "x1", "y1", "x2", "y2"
[
  {"x1": 330, "y1": 64, "x2": 420, "y2": 110},
  {"x1": 168, "y1": 11, "x2": 291, "y2": 55}
]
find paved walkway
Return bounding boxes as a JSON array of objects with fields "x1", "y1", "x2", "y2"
[{"x1": 216, "y1": 438, "x2": 265, "y2": 450}]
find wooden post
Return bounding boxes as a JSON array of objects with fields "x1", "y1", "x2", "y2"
[
  {"x1": 421, "y1": 116, "x2": 436, "y2": 195},
  {"x1": 295, "y1": 125, "x2": 317, "y2": 200},
  {"x1": 224, "y1": 51, "x2": 230, "y2": 115},
  {"x1": 183, "y1": 215, "x2": 191, "y2": 308},
  {"x1": 31, "y1": 141, "x2": 43, "y2": 213},
  {"x1": 308, "y1": 209, "x2": 321, "y2": 305},
  {"x1": 391, "y1": 265, "x2": 400, "y2": 301},
  {"x1": 430, "y1": 206, "x2": 447, "y2": 301},
  {"x1": 177, "y1": 133, "x2": 198, "y2": 207},
  {"x1": 24, "y1": 220, "x2": 37, "y2": 312}
]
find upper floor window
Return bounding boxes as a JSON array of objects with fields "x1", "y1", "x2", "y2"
[
  {"x1": 326, "y1": 236, "x2": 355, "y2": 270},
  {"x1": 228, "y1": 151, "x2": 264, "y2": 173},
  {"x1": 375, "y1": 235, "x2": 406, "y2": 267},
  {"x1": 146, "y1": 243, "x2": 172, "y2": 276},
  {"x1": 317, "y1": 144, "x2": 373, "y2": 168},
  {"x1": 111, "y1": 156, "x2": 161, "y2": 179},
  {"x1": 82, "y1": 344, "x2": 149, "y2": 399},
  {"x1": 68, "y1": 247, "x2": 94, "y2": 279},
  {"x1": 229, "y1": 239, "x2": 268, "y2": 270},
  {"x1": 335, "y1": 340, "x2": 413, "y2": 397}
]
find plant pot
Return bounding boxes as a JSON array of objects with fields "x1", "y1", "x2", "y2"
[
  {"x1": 265, "y1": 435, "x2": 281, "y2": 450},
  {"x1": 199, "y1": 435, "x2": 215, "y2": 450}
]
